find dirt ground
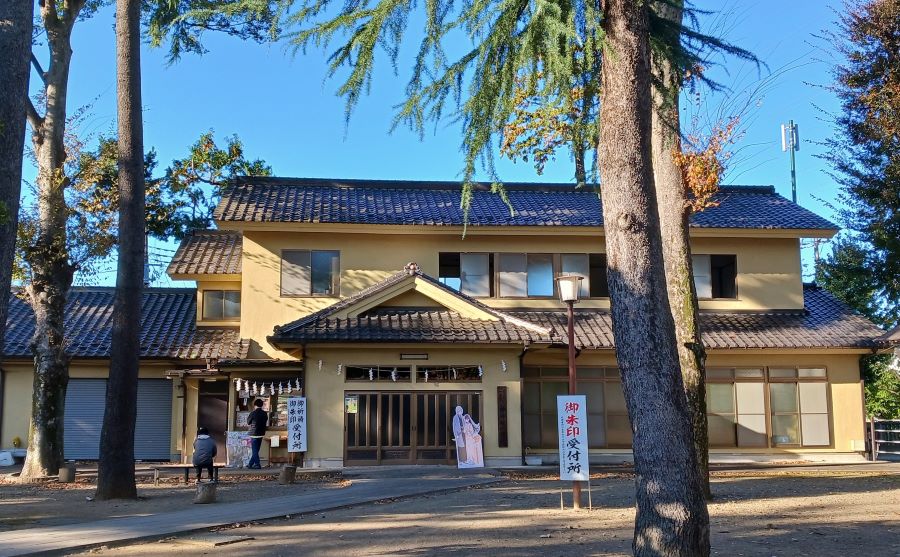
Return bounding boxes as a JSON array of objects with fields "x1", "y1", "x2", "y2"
[
  {"x1": 0, "y1": 471, "x2": 343, "y2": 532},
  {"x1": 72, "y1": 472, "x2": 900, "y2": 557}
]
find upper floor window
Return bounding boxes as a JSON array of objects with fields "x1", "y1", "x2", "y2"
[
  {"x1": 439, "y1": 252, "x2": 609, "y2": 298},
  {"x1": 498, "y1": 254, "x2": 554, "y2": 297},
  {"x1": 202, "y1": 290, "x2": 240, "y2": 320},
  {"x1": 561, "y1": 253, "x2": 609, "y2": 298},
  {"x1": 281, "y1": 250, "x2": 340, "y2": 297},
  {"x1": 692, "y1": 254, "x2": 737, "y2": 299},
  {"x1": 439, "y1": 252, "x2": 494, "y2": 297}
]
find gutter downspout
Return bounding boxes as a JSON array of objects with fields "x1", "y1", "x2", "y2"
[{"x1": 179, "y1": 378, "x2": 187, "y2": 463}]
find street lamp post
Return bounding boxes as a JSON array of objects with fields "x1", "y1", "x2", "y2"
[{"x1": 556, "y1": 274, "x2": 584, "y2": 509}]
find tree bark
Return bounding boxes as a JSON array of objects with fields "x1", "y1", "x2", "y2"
[
  {"x1": 20, "y1": 0, "x2": 84, "y2": 479},
  {"x1": 598, "y1": 1, "x2": 709, "y2": 555},
  {"x1": 650, "y1": 0, "x2": 712, "y2": 501},
  {"x1": 96, "y1": 0, "x2": 145, "y2": 500},
  {"x1": 0, "y1": 0, "x2": 34, "y2": 363}
]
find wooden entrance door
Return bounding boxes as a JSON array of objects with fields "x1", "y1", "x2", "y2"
[{"x1": 344, "y1": 391, "x2": 481, "y2": 466}]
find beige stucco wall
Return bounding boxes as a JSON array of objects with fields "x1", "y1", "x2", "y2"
[
  {"x1": 239, "y1": 231, "x2": 803, "y2": 358},
  {"x1": 0, "y1": 362, "x2": 180, "y2": 457}
]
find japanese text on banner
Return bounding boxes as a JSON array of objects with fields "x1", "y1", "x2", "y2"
[
  {"x1": 557, "y1": 395, "x2": 589, "y2": 481},
  {"x1": 287, "y1": 397, "x2": 307, "y2": 453}
]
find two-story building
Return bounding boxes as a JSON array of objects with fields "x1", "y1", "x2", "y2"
[{"x1": 1, "y1": 177, "x2": 885, "y2": 467}]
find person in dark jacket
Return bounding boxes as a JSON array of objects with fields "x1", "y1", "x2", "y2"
[
  {"x1": 192, "y1": 427, "x2": 217, "y2": 481},
  {"x1": 246, "y1": 399, "x2": 268, "y2": 469}
]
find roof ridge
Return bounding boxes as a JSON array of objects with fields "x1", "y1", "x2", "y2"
[
  {"x1": 187, "y1": 229, "x2": 241, "y2": 235},
  {"x1": 232, "y1": 176, "x2": 778, "y2": 195},
  {"x1": 54, "y1": 287, "x2": 197, "y2": 293}
]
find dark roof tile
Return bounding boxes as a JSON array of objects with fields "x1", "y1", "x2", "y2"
[
  {"x1": 3, "y1": 288, "x2": 249, "y2": 360},
  {"x1": 167, "y1": 230, "x2": 242, "y2": 276},
  {"x1": 511, "y1": 285, "x2": 882, "y2": 350},
  {"x1": 214, "y1": 177, "x2": 837, "y2": 230}
]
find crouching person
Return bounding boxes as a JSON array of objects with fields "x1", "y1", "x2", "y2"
[{"x1": 193, "y1": 427, "x2": 217, "y2": 482}]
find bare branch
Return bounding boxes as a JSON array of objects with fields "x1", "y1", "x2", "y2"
[
  {"x1": 30, "y1": 53, "x2": 47, "y2": 85},
  {"x1": 26, "y1": 98, "x2": 44, "y2": 131}
]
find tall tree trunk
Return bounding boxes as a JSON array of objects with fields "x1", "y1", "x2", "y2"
[
  {"x1": 598, "y1": 1, "x2": 709, "y2": 555},
  {"x1": 96, "y1": 0, "x2": 145, "y2": 500},
  {"x1": 650, "y1": 0, "x2": 712, "y2": 501},
  {"x1": 20, "y1": 0, "x2": 84, "y2": 479},
  {"x1": 0, "y1": 0, "x2": 34, "y2": 360}
]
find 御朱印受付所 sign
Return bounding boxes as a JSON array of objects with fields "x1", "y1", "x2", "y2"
[
  {"x1": 557, "y1": 395, "x2": 589, "y2": 481},
  {"x1": 287, "y1": 397, "x2": 307, "y2": 453}
]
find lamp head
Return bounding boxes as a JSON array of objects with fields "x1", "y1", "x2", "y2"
[{"x1": 556, "y1": 274, "x2": 584, "y2": 303}]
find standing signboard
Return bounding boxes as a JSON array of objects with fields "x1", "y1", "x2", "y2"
[
  {"x1": 225, "y1": 431, "x2": 250, "y2": 467},
  {"x1": 557, "y1": 395, "x2": 589, "y2": 481},
  {"x1": 287, "y1": 397, "x2": 307, "y2": 453}
]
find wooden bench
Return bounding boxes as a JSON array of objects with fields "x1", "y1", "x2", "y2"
[{"x1": 152, "y1": 464, "x2": 224, "y2": 486}]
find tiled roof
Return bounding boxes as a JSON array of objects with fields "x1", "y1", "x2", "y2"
[
  {"x1": 215, "y1": 177, "x2": 838, "y2": 230},
  {"x1": 279, "y1": 309, "x2": 554, "y2": 344},
  {"x1": 270, "y1": 265, "x2": 555, "y2": 345},
  {"x1": 272, "y1": 274, "x2": 880, "y2": 349},
  {"x1": 879, "y1": 325, "x2": 900, "y2": 346},
  {"x1": 511, "y1": 285, "x2": 882, "y2": 350},
  {"x1": 3, "y1": 288, "x2": 249, "y2": 360},
  {"x1": 167, "y1": 230, "x2": 242, "y2": 276}
]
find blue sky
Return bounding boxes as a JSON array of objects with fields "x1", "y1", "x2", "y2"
[{"x1": 26, "y1": 0, "x2": 847, "y2": 285}]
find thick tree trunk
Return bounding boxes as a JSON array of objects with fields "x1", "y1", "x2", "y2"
[
  {"x1": 96, "y1": 0, "x2": 145, "y2": 500},
  {"x1": 0, "y1": 0, "x2": 34, "y2": 359},
  {"x1": 598, "y1": 1, "x2": 709, "y2": 555},
  {"x1": 650, "y1": 0, "x2": 712, "y2": 501},
  {"x1": 20, "y1": 1, "x2": 82, "y2": 479}
]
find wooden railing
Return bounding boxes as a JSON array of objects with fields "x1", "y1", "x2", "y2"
[{"x1": 868, "y1": 417, "x2": 900, "y2": 460}]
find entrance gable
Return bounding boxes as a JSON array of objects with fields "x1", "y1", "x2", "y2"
[{"x1": 329, "y1": 272, "x2": 500, "y2": 321}]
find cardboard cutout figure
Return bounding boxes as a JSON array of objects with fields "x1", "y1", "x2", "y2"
[{"x1": 453, "y1": 405, "x2": 484, "y2": 468}]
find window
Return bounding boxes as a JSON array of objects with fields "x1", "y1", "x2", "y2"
[
  {"x1": 439, "y1": 252, "x2": 494, "y2": 297},
  {"x1": 522, "y1": 366, "x2": 629, "y2": 449},
  {"x1": 705, "y1": 368, "x2": 766, "y2": 448},
  {"x1": 439, "y1": 252, "x2": 462, "y2": 291},
  {"x1": 202, "y1": 290, "x2": 240, "y2": 320},
  {"x1": 345, "y1": 366, "x2": 412, "y2": 382},
  {"x1": 497, "y1": 254, "x2": 553, "y2": 297},
  {"x1": 443, "y1": 252, "x2": 608, "y2": 298},
  {"x1": 692, "y1": 254, "x2": 737, "y2": 298},
  {"x1": 281, "y1": 250, "x2": 340, "y2": 296},
  {"x1": 416, "y1": 365, "x2": 482, "y2": 382},
  {"x1": 560, "y1": 253, "x2": 609, "y2": 298},
  {"x1": 706, "y1": 366, "x2": 830, "y2": 448},
  {"x1": 498, "y1": 254, "x2": 527, "y2": 297},
  {"x1": 768, "y1": 367, "x2": 829, "y2": 446},
  {"x1": 526, "y1": 254, "x2": 554, "y2": 296}
]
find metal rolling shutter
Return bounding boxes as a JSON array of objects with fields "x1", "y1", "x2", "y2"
[
  {"x1": 135, "y1": 379, "x2": 173, "y2": 461},
  {"x1": 64, "y1": 379, "x2": 107, "y2": 460}
]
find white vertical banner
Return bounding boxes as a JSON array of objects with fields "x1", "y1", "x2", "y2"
[
  {"x1": 287, "y1": 397, "x2": 307, "y2": 453},
  {"x1": 557, "y1": 395, "x2": 589, "y2": 481}
]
